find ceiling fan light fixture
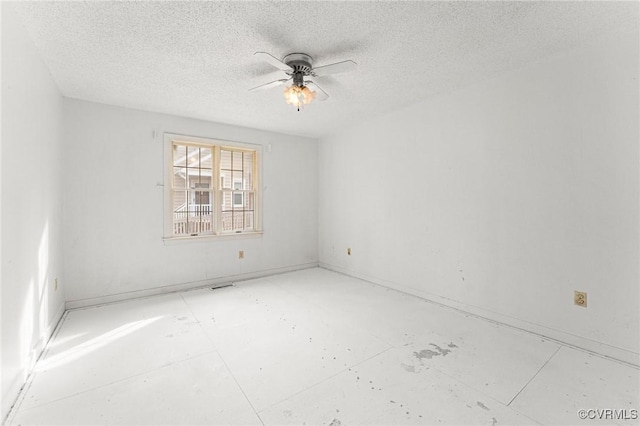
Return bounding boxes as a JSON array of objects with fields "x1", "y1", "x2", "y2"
[{"x1": 284, "y1": 84, "x2": 316, "y2": 110}]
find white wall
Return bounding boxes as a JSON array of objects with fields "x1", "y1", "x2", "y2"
[
  {"x1": 62, "y1": 99, "x2": 318, "y2": 305},
  {"x1": 1, "y1": 3, "x2": 66, "y2": 420},
  {"x1": 319, "y1": 30, "x2": 639, "y2": 362}
]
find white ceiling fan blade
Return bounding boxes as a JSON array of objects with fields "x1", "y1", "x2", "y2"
[
  {"x1": 305, "y1": 80, "x2": 329, "y2": 101},
  {"x1": 312, "y1": 60, "x2": 357, "y2": 77},
  {"x1": 254, "y1": 52, "x2": 291, "y2": 72},
  {"x1": 249, "y1": 78, "x2": 290, "y2": 92}
]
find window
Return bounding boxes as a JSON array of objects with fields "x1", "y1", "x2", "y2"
[
  {"x1": 164, "y1": 134, "x2": 261, "y2": 239},
  {"x1": 220, "y1": 148, "x2": 255, "y2": 232}
]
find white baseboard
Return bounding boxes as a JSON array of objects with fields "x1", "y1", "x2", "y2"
[
  {"x1": 65, "y1": 262, "x2": 319, "y2": 310},
  {"x1": 320, "y1": 262, "x2": 639, "y2": 368}
]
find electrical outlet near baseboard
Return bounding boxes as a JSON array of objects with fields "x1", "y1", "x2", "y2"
[
  {"x1": 574, "y1": 291, "x2": 587, "y2": 307},
  {"x1": 238, "y1": 250, "x2": 244, "y2": 260}
]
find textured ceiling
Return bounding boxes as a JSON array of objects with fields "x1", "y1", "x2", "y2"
[{"x1": 11, "y1": 1, "x2": 638, "y2": 139}]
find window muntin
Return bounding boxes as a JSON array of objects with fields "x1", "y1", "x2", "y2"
[{"x1": 166, "y1": 134, "x2": 260, "y2": 239}]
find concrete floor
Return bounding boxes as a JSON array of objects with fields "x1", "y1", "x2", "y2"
[{"x1": 6, "y1": 268, "x2": 639, "y2": 425}]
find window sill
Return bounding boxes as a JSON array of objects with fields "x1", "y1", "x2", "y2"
[{"x1": 162, "y1": 231, "x2": 263, "y2": 245}]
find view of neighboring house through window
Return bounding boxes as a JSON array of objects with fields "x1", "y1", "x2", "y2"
[
  {"x1": 168, "y1": 135, "x2": 259, "y2": 238},
  {"x1": 172, "y1": 144, "x2": 213, "y2": 235},
  {"x1": 220, "y1": 148, "x2": 255, "y2": 232}
]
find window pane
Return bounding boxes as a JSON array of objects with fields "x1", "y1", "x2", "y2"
[
  {"x1": 243, "y1": 153, "x2": 254, "y2": 190},
  {"x1": 188, "y1": 201, "x2": 213, "y2": 234},
  {"x1": 188, "y1": 221, "x2": 200, "y2": 235},
  {"x1": 220, "y1": 149, "x2": 232, "y2": 170},
  {"x1": 245, "y1": 192, "x2": 255, "y2": 210},
  {"x1": 186, "y1": 170, "x2": 197, "y2": 189},
  {"x1": 200, "y1": 147, "x2": 212, "y2": 169},
  {"x1": 173, "y1": 190, "x2": 187, "y2": 211},
  {"x1": 244, "y1": 211, "x2": 254, "y2": 230},
  {"x1": 232, "y1": 211, "x2": 244, "y2": 232},
  {"x1": 195, "y1": 190, "x2": 211, "y2": 207},
  {"x1": 221, "y1": 211, "x2": 232, "y2": 232},
  {"x1": 174, "y1": 221, "x2": 188, "y2": 235},
  {"x1": 244, "y1": 172, "x2": 253, "y2": 191},
  {"x1": 222, "y1": 191, "x2": 233, "y2": 211},
  {"x1": 220, "y1": 171, "x2": 231, "y2": 189},
  {"x1": 187, "y1": 146, "x2": 200, "y2": 168},
  {"x1": 173, "y1": 167, "x2": 187, "y2": 189},
  {"x1": 173, "y1": 144, "x2": 186, "y2": 166},
  {"x1": 233, "y1": 192, "x2": 243, "y2": 207},
  {"x1": 173, "y1": 190, "x2": 188, "y2": 235},
  {"x1": 187, "y1": 191, "x2": 199, "y2": 215},
  {"x1": 186, "y1": 188, "x2": 210, "y2": 206},
  {"x1": 232, "y1": 151, "x2": 242, "y2": 170},
  {"x1": 191, "y1": 173, "x2": 212, "y2": 189},
  {"x1": 232, "y1": 171, "x2": 243, "y2": 189}
]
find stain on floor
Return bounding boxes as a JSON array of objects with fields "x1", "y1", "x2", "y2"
[
  {"x1": 414, "y1": 342, "x2": 455, "y2": 360},
  {"x1": 414, "y1": 349, "x2": 440, "y2": 360},
  {"x1": 429, "y1": 343, "x2": 451, "y2": 356},
  {"x1": 401, "y1": 363, "x2": 416, "y2": 373},
  {"x1": 476, "y1": 401, "x2": 490, "y2": 411}
]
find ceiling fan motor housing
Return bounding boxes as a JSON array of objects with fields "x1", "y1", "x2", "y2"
[{"x1": 284, "y1": 53, "x2": 313, "y2": 87}]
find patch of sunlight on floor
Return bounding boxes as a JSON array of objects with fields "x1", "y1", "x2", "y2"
[
  {"x1": 46, "y1": 332, "x2": 88, "y2": 350},
  {"x1": 35, "y1": 316, "x2": 163, "y2": 372}
]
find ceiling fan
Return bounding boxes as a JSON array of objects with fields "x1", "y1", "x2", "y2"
[{"x1": 249, "y1": 52, "x2": 357, "y2": 110}]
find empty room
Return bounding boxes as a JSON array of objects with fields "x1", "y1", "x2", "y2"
[{"x1": 1, "y1": 1, "x2": 638, "y2": 425}]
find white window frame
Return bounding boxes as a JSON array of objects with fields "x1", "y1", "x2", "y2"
[{"x1": 163, "y1": 133, "x2": 262, "y2": 241}]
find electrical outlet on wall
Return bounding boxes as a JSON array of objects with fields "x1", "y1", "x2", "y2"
[
  {"x1": 238, "y1": 250, "x2": 244, "y2": 260},
  {"x1": 574, "y1": 291, "x2": 587, "y2": 307},
  {"x1": 347, "y1": 248, "x2": 351, "y2": 256}
]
